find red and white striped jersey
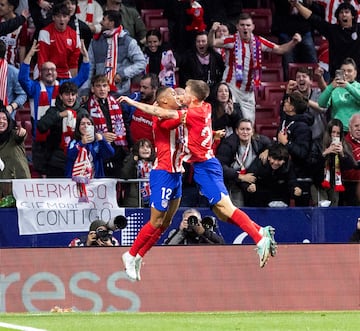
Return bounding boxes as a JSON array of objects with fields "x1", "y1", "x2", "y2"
[
  {"x1": 152, "y1": 111, "x2": 184, "y2": 173},
  {"x1": 182, "y1": 102, "x2": 214, "y2": 163},
  {"x1": 222, "y1": 33, "x2": 275, "y2": 92}
]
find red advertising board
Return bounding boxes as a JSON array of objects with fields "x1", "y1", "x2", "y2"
[{"x1": 0, "y1": 245, "x2": 359, "y2": 312}]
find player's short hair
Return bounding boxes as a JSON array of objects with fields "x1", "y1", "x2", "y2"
[
  {"x1": 155, "y1": 86, "x2": 171, "y2": 101},
  {"x1": 186, "y1": 79, "x2": 210, "y2": 101},
  {"x1": 141, "y1": 73, "x2": 160, "y2": 90}
]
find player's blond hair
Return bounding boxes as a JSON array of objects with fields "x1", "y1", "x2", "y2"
[{"x1": 186, "y1": 79, "x2": 210, "y2": 101}]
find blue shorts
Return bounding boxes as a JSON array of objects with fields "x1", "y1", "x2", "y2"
[
  {"x1": 150, "y1": 169, "x2": 182, "y2": 211},
  {"x1": 193, "y1": 158, "x2": 229, "y2": 206}
]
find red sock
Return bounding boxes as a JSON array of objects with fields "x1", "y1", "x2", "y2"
[
  {"x1": 229, "y1": 209, "x2": 262, "y2": 244},
  {"x1": 138, "y1": 225, "x2": 167, "y2": 257},
  {"x1": 129, "y1": 221, "x2": 157, "y2": 257},
  {"x1": 251, "y1": 221, "x2": 261, "y2": 231}
]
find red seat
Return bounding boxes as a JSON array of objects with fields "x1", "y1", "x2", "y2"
[
  {"x1": 262, "y1": 64, "x2": 284, "y2": 82},
  {"x1": 255, "y1": 123, "x2": 278, "y2": 140},
  {"x1": 141, "y1": 9, "x2": 164, "y2": 27},
  {"x1": 242, "y1": 8, "x2": 272, "y2": 35},
  {"x1": 147, "y1": 17, "x2": 168, "y2": 29},
  {"x1": 255, "y1": 102, "x2": 280, "y2": 125},
  {"x1": 160, "y1": 26, "x2": 169, "y2": 43},
  {"x1": 257, "y1": 81, "x2": 287, "y2": 106}
]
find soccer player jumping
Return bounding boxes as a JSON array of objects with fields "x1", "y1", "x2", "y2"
[{"x1": 119, "y1": 80, "x2": 276, "y2": 280}]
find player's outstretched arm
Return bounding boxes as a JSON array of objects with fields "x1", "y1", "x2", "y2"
[{"x1": 117, "y1": 96, "x2": 179, "y2": 119}]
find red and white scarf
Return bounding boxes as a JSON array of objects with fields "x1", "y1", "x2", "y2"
[
  {"x1": 32, "y1": 81, "x2": 59, "y2": 141},
  {"x1": 0, "y1": 58, "x2": 8, "y2": 106},
  {"x1": 88, "y1": 95, "x2": 127, "y2": 146},
  {"x1": 321, "y1": 154, "x2": 345, "y2": 192},
  {"x1": 137, "y1": 159, "x2": 153, "y2": 203},
  {"x1": 84, "y1": 0, "x2": 94, "y2": 24},
  {"x1": 61, "y1": 109, "x2": 78, "y2": 152},
  {"x1": 103, "y1": 26, "x2": 122, "y2": 91},
  {"x1": 72, "y1": 145, "x2": 93, "y2": 202}
]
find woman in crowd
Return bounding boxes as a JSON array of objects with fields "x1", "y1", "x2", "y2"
[
  {"x1": 310, "y1": 118, "x2": 355, "y2": 206},
  {"x1": 120, "y1": 138, "x2": 155, "y2": 207},
  {"x1": 143, "y1": 29, "x2": 177, "y2": 88},
  {"x1": 216, "y1": 118, "x2": 271, "y2": 207},
  {"x1": 0, "y1": 105, "x2": 30, "y2": 200},
  {"x1": 66, "y1": 113, "x2": 115, "y2": 179}
]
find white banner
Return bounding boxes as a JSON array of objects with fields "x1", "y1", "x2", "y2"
[{"x1": 12, "y1": 178, "x2": 124, "y2": 235}]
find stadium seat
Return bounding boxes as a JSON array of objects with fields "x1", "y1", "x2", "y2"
[
  {"x1": 160, "y1": 26, "x2": 169, "y2": 43},
  {"x1": 242, "y1": 8, "x2": 272, "y2": 35},
  {"x1": 255, "y1": 102, "x2": 280, "y2": 125},
  {"x1": 257, "y1": 81, "x2": 287, "y2": 106},
  {"x1": 147, "y1": 17, "x2": 168, "y2": 30},
  {"x1": 141, "y1": 8, "x2": 164, "y2": 28},
  {"x1": 255, "y1": 123, "x2": 279, "y2": 140},
  {"x1": 262, "y1": 51, "x2": 282, "y2": 65},
  {"x1": 262, "y1": 64, "x2": 284, "y2": 82},
  {"x1": 288, "y1": 63, "x2": 319, "y2": 81}
]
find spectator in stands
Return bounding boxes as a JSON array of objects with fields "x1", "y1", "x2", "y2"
[
  {"x1": 0, "y1": 8, "x2": 28, "y2": 36},
  {"x1": 277, "y1": 91, "x2": 313, "y2": 206},
  {"x1": 211, "y1": 81, "x2": 242, "y2": 138},
  {"x1": 0, "y1": 40, "x2": 26, "y2": 119},
  {"x1": 342, "y1": 113, "x2": 360, "y2": 206},
  {"x1": 65, "y1": 113, "x2": 114, "y2": 179},
  {"x1": 0, "y1": 103, "x2": 30, "y2": 199},
  {"x1": 213, "y1": 23, "x2": 229, "y2": 61},
  {"x1": 86, "y1": 74, "x2": 129, "y2": 178},
  {"x1": 80, "y1": 10, "x2": 146, "y2": 98},
  {"x1": 76, "y1": 0, "x2": 104, "y2": 35},
  {"x1": 283, "y1": 66, "x2": 327, "y2": 143},
  {"x1": 102, "y1": 0, "x2": 147, "y2": 45},
  {"x1": 349, "y1": 217, "x2": 360, "y2": 242},
  {"x1": 37, "y1": 2, "x2": 81, "y2": 79},
  {"x1": 124, "y1": 73, "x2": 159, "y2": 146},
  {"x1": 144, "y1": 29, "x2": 177, "y2": 88},
  {"x1": 66, "y1": 0, "x2": 93, "y2": 51},
  {"x1": 28, "y1": 0, "x2": 55, "y2": 38},
  {"x1": 272, "y1": 0, "x2": 324, "y2": 80},
  {"x1": 0, "y1": 0, "x2": 28, "y2": 66},
  {"x1": 241, "y1": 143, "x2": 302, "y2": 207},
  {"x1": 209, "y1": 14, "x2": 302, "y2": 124},
  {"x1": 309, "y1": 118, "x2": 355, "y2": 206},
  {"x1": 120, "y1": 138, "x2": 155, "y2": 207},
  {"x1": 36, "y1": 82, "x2": 88, "y2": 178},
  {"x1": 18, "y1": 39, "x2": 90, "y2": 176},
  {"x1": 216, "y1": 118, "x2": 271, "y2": 207},
  {"x1": 69, "y1": 219, "x2": 120, "y2": 246},
  {"x1": 290, "y1": 0, "x2": 360, "y2": 80},
  {"x1": 163, "y1": 208, "x2": 225, "y2": 245},
  {"x1": 179, "y1": 31, "x2": 224, "y2": 93},
  {"x1": 317, "y1": 57, "x2": 360, "y2": 133}
]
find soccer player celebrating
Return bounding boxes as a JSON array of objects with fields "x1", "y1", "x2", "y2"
[
  {"x1": 121, "y1": 87, "x2": 185, "y2": 281},
  {"x1": 119, "y1": 80, "x2": 276, "y2": 272}
]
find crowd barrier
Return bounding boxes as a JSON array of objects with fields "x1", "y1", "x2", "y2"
[{"x1": 0, "y1": 206, "x2": 359, "y2": 247}]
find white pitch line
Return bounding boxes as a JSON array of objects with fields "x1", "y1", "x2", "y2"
[{"x1": 0, "y1": 322, "x2": 47, "y2": 331}]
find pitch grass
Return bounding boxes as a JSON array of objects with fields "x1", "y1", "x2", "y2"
[{"x1": 1, "y1": 312, "x2": 360, "y2": 331}]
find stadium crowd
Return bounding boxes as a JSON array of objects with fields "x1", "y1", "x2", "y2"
[{"x1": 1, "y1": 0, "x2": 360, "y2": 209}]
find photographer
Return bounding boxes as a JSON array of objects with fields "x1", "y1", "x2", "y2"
[
  {"x1": 69, "y1": 220, "x2": 120, "y2": 247},
  {"x1": 163, "y1": 209, "x2": 225, "y2": 245}
]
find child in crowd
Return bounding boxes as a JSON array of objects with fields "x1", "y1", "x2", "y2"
[
  {"x1": 143, "y1": 29, "x2": 177, "y2": 88},
  {"x1": 120, "y1": 138, "x2": 155, "y2": 207}
]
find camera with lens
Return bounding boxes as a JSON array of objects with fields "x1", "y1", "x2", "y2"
[
  {"x1": 96, "y1": 228, "x2": 112, "y2": 242},
  {"x1": 187, "y1": 215, "x2": 200, "y2": 227},
  {"x1": 106, "y1": 215, "x2": 127, "y2": 231},
  {"x1": 201, "y1": 216, "x2": 216, "y2": 231}
]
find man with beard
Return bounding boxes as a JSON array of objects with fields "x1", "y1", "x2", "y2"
[
  {"x1": 18, "y1": 39, "x2": 90, "y2": 176},
  {"x1": 123, "y1": 73, "x2": 159, "y2": 146},
  {"x1": 290, "y1": 0, "x2": 360, "y2": 80}
]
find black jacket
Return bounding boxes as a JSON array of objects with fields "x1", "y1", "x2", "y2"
[{"x1": 216, "y1": 133, "x2": 271, "y2": 184}]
